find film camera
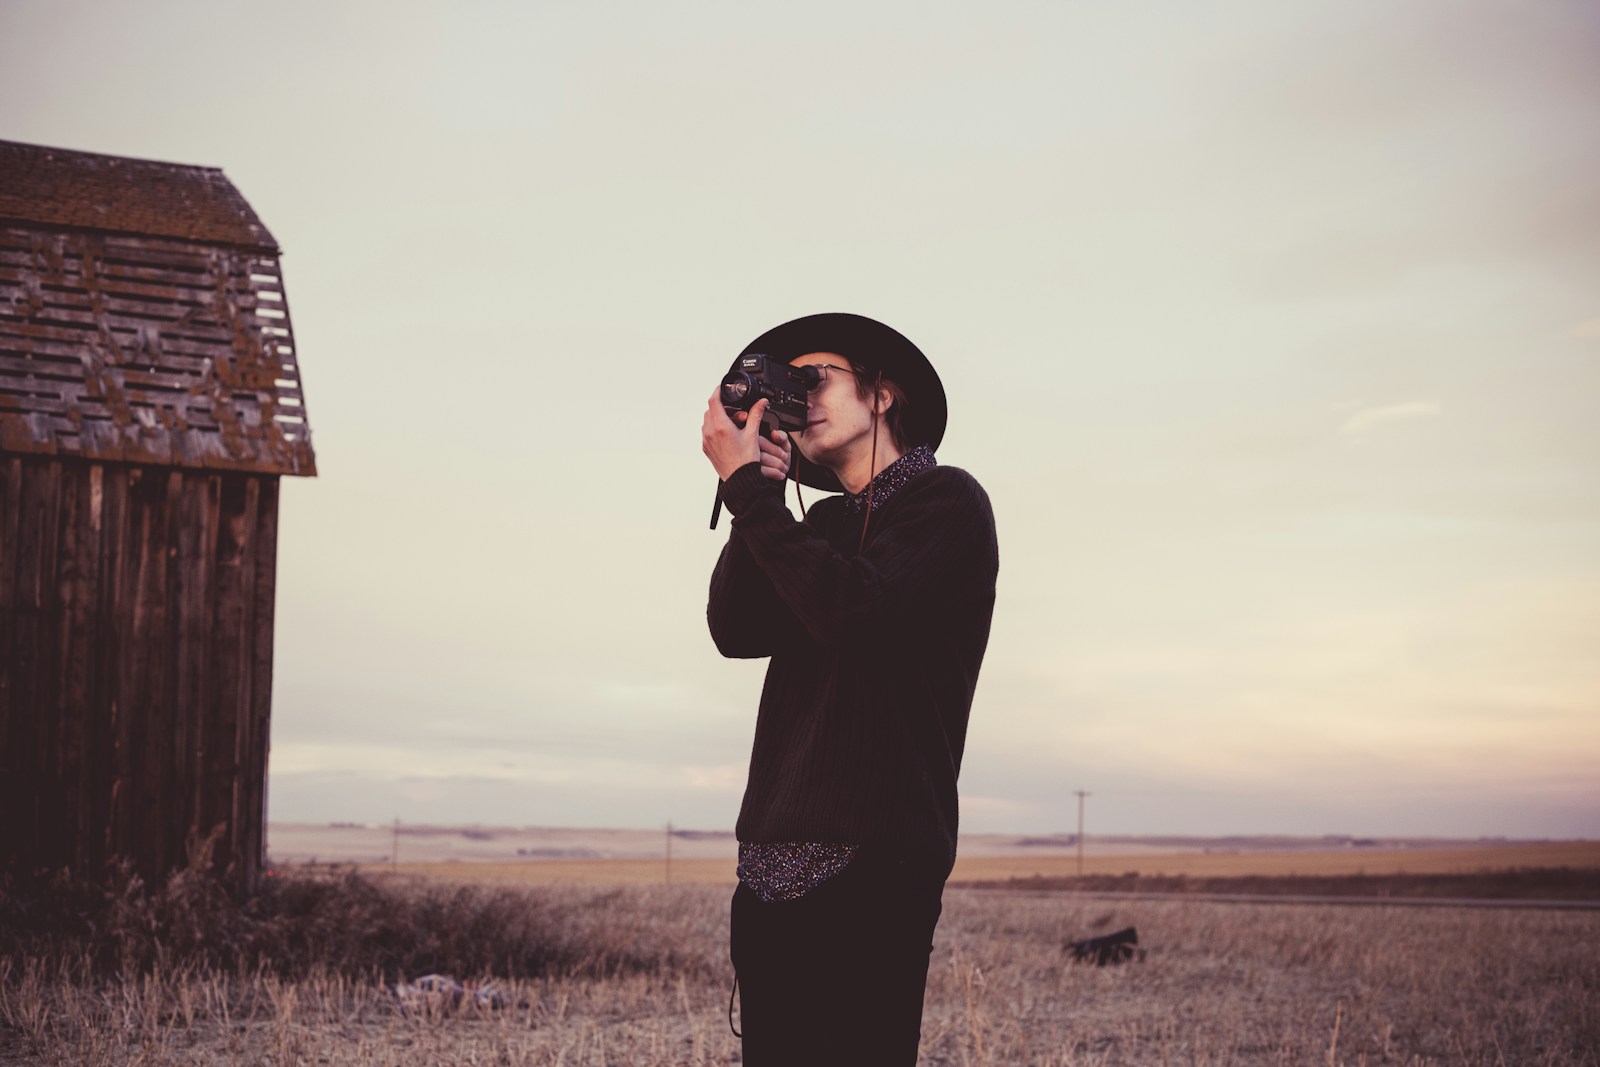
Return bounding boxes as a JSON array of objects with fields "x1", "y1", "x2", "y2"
[
  {"x1": 709, "y1": 353, "x2": 820, "y2": 529},
  {"x1": 720, "y1": 354, "x2": 820, "y2": 436}
]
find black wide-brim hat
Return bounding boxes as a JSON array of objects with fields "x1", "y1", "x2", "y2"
[{"x1": 731, "y1": 312, "x2": 947, "y2": 492}]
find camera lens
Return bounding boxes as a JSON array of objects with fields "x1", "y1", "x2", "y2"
[{"x1": 720, "y1": 372, "x2": 753, "y2": 405}]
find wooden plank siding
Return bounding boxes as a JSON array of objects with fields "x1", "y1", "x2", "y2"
[{"x1": 0, "y1": 454, "x2": 278, "y2": 889}]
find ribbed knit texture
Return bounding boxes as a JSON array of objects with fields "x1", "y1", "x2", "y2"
[{"x1": 708, "y1": 459, "x2": 999, "y2": 875}]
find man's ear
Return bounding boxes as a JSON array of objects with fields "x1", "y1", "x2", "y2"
[{"x1": 874, "y1": 382, "x2": 895, "y2": 415}]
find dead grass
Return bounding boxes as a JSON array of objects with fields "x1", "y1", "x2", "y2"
[
  {"x1": 0, "y1": 865, "x2": 722, "y2": 983},
  {"x1": 3, "y1": 869, "x2": 1597, "y2": 1065}
]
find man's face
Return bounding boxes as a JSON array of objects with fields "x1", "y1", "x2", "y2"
[{"x1": 788, "y1": 351, "x2": 879, "y2": 468}]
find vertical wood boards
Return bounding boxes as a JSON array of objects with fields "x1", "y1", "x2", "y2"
[
  {"x1": 244, "y1": 477, "x2": 278, "y2": 876},
  {"x1": 0, "y1": 454, "x2": 279, "y2": 890}
]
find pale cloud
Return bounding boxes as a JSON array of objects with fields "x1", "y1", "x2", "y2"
[
  {"x1": 1338, "y1": 401, "x2": 1441, "y2": 437},
  {"x1": 273, "y1": 742, "x2": 564, "y2": 783},
  {"x1": 969, "y1": 575, "x2": 1600, "y2": 805},
  {"x1": 1569, "y1": 319, "x2": 1600, "y2": 339},
  {"x1": 960, "y1": 795, "x2": 1034, "y2": 820},
  {"x1": 684, "y1": 764, "x2": 746, "y2": 792},
  {"x1": 592, "y1": 679, "x2": 693, "y2": 710}
]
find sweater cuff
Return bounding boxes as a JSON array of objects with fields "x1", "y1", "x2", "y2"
[{"x1": 720, "y1": 462, "x2": 781, "y2": 517}]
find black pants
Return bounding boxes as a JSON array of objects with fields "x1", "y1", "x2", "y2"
[{"x1": 730, "y1": 850, "x2": 944, "y2": 1066}]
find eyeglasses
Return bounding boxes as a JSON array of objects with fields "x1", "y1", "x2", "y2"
[{"x1": 805, "y1": 363, "x2": 859, "y2": 390}]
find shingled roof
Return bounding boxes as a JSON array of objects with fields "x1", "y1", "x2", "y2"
[
  {"x1": 0, "y1": 140, "x2": 313, "y2": 476},
  {"x1": 0, "y1": 140, "x2": 279, "y2": 253}
]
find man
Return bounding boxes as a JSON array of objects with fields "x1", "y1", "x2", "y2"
[{"x1": 700, "y1": 312, "x2": 998, "y2": 1065}]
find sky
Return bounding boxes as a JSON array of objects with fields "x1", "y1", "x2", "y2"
[{"x1": 3, "y1": 0, "x2": 1597, "y2": 839}]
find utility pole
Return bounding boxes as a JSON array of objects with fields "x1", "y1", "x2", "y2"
[
  {"x1": 665, "y1": 820, "x2": 673, "y2": 885},
  {"x1": 1074, "y1": 791, "x2": 1090, "y2": 876}
]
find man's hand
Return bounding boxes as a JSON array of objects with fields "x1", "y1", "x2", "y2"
[
  {"x1": 703, "y1": 394, "x2": 791, "y2": 482},
  {"x1": 756, "y1": 426, "x2": 792, "y2": 483}
]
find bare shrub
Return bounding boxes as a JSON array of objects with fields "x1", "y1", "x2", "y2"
[{"x1": 0, "y1": 865, "x2": 720, "y2": 983}]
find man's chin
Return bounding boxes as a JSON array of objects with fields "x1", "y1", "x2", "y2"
[
  {"x1": 793, "y1": 438, "x2": 835, "y2": 468},
  {"x1": 793, "y1": 431, "x2": 832, "y2": 457}
]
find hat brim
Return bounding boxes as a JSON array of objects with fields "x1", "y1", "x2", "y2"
[{"x1": 730, "y1": 313, "x2": 946, "y2": 493}]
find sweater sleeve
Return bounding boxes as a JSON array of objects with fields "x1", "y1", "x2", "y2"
[
  {"x1": 723, "y1": 463, "x2": 997, "y2": 649},
  {"x1": 706, "y1": 464, "x2": 799, "y2": 658}
]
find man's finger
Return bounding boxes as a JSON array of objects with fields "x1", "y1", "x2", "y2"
[{"x1": 745, "y1": 399, "x2": 769, "y2": 436}]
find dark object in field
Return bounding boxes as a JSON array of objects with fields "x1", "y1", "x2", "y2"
[{"x1": 1067, "y1": 926, "x2": 1141, "y2": 965}]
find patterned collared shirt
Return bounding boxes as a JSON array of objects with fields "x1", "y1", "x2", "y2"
[{"x1": 841, "y1": 443, "x2": 937, "y2": 514}]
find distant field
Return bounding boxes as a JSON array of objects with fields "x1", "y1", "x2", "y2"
[
  {"x1": 366, "y1": 839, "x2": 1600, "y2": 888},
  {"x1": 273, "y1": 822, "x2": 1590, "y2": 869},
  {"x1": 948, "y1": 839, "x2": 1600, "y2": 882},
  {"x1": 377, "y1": 857, "x2": 733, "y2": 886}
]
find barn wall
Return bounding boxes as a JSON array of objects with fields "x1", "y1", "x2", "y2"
[{"x1": 0, "y1": 453, "x2": 278, "y2": 889}]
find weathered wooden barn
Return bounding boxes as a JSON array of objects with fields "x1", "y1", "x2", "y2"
[{"x1": 0, "y1": 140, "x2": 316, "y2": 890}]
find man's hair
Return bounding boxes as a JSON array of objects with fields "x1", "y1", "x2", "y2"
[{"x1": 848, "y1": 360, "x2": 911, "y2": 453}]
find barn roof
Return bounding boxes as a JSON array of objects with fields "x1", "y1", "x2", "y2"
[
  {"x1": 0, "y1": 140, "x2": 279, "y2": 254},
  {"x1": 0, "y1": 140, "x2": 314, "y2": 476}
]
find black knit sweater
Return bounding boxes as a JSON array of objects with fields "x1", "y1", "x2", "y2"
[{"x1": 707, "y1": 458, "x2": 999, "y2": 876}]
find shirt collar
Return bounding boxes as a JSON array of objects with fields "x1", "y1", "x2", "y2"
[{"x1": 842, "y1": 444, "x2": 937, "y2": 514}]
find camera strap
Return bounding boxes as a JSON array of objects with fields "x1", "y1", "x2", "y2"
[
  {"x1": 857, "y1": 370, "x2": 883, "y2": 554},
  {"x1": 709, "y1": 482, "x2": 725, "y2": 530}
]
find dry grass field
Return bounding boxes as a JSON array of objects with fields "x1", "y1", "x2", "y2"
[{"x1": 3, "y1": 849, "x2": 1598, "y2": 1066}]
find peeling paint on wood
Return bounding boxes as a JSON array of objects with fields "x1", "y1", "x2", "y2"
[{"x1": 0, "y1": 227, "x2": 315, "y2": 476}]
